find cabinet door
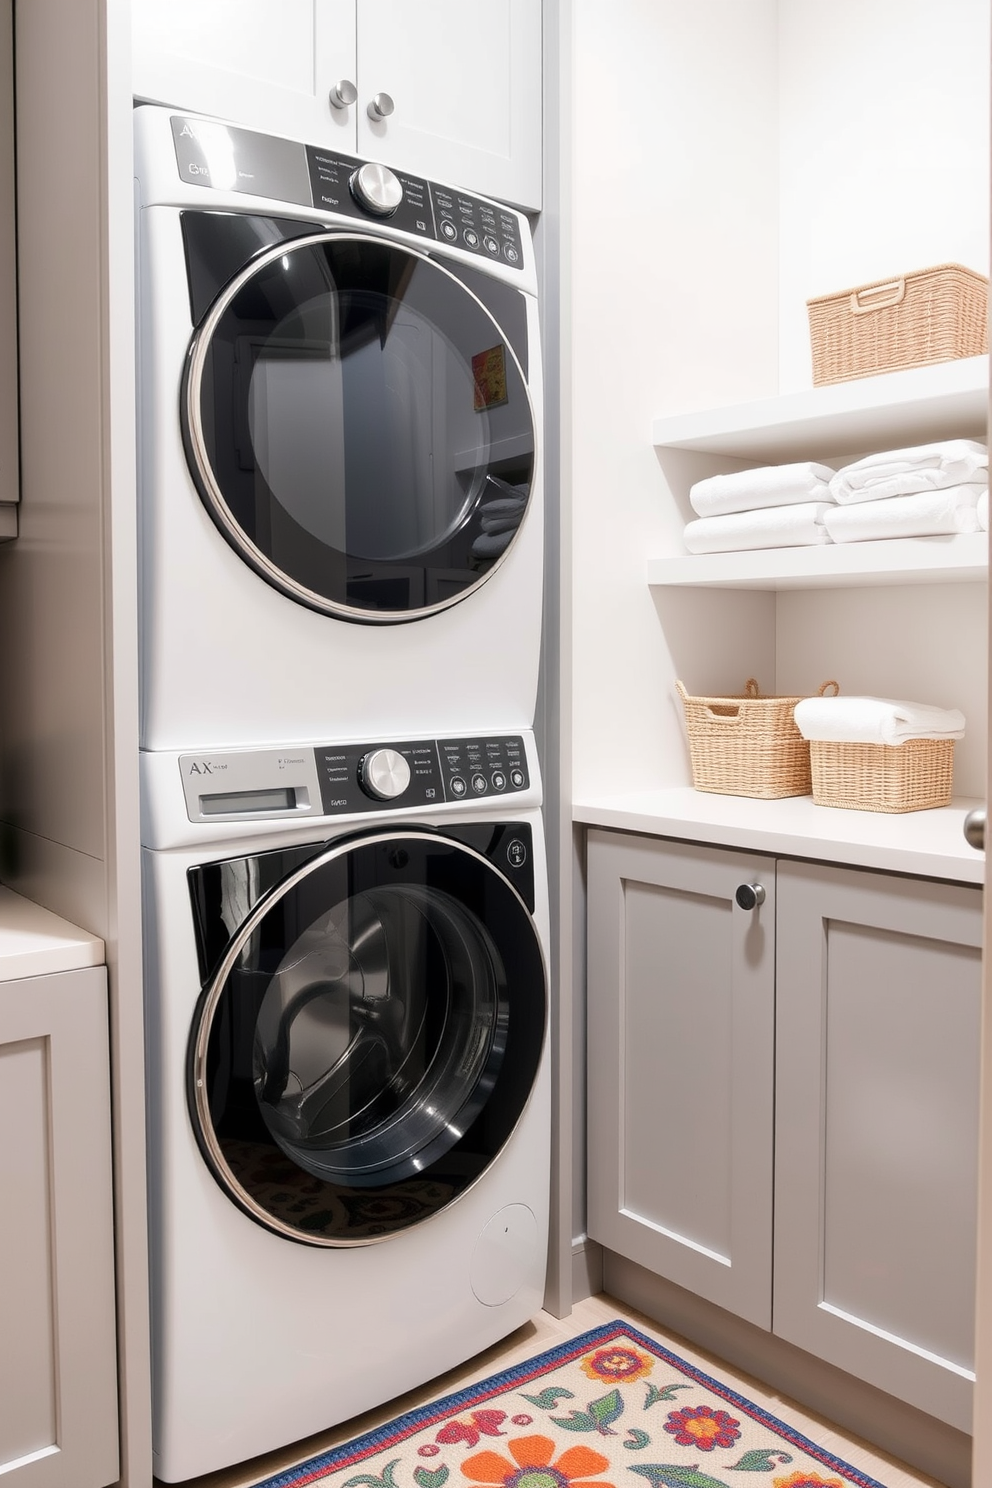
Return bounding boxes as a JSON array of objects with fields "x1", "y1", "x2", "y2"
[
  {"x1": 132, "y1": 0, "x2": 358, "y2": 148},
  {"x1": 0, "y1": 968, "x2": 118, "y2": 1487},
  {"x1": 774, "y1": 861, "x2": 981, "y2": 1433},
  {"x1": 355, "y1": 0, "x2": 543, "y2": 208},
  {"x1": 586, "y1": 830, "x2": 776, "y2": 1327}
]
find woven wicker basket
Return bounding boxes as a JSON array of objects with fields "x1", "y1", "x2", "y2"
[
  {"x1": 677, "y1": 678, "x2": 836, "y2": 800},
  {"x1": 810, "y1": 737, "x2": 955, "y2": 813},
  {"x1": 806, "y1": 263, "x2": 988, "y2": 386}
]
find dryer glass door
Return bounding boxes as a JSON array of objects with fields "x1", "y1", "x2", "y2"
[
  {"x1": 189, "y1": 831, "x2": 546, "y2": 1245},
  {"x1": 183, "y1": 230, "x2": 536, "y2": 622}
]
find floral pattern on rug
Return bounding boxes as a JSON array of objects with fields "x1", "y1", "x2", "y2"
[{"x1": 254, "y1": 1321, "x2": 889, "y2": 1488}]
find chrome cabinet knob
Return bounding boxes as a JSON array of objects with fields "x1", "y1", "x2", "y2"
[
  {"x1": 366, "y1": 91, "x2": 395, "y2": 122},
  {"x1": 735, "y1": 883, "x2": 766, "y2": 911},
  {"x1": 359, "y1": 748, "x2": 411, "y2": 801},
  {"x1": 964, "y1": 807, "x2": 986, "y2": 851},
  {"x1": 329, "y1": 78, "x2": 358, "y2": 110}
]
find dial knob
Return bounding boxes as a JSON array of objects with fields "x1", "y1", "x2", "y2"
[
  {"x1": 359, "y1": 748, "x2": 411, "y2": 801},
  {"x1": 349, "y1": 161, "x2": 403, "y2": 217}
]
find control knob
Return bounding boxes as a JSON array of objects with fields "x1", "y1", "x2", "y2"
[
  {"x1": 349, "y1": 161, "x2": 404, "y2": 217},
  {"x1": 359, "y1": 748, "x2": 411, "y2": 801}
]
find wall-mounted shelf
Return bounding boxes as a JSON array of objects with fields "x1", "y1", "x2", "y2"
[
  {"x1": 573, "y1": 789, "x2": 984, "y2": 886},
  {"x1": 646, "y1": 531, "x2": 988, "y2": 590},
  {"x1": 651, "y1": 356, "x2": 988, "y2": 463}
]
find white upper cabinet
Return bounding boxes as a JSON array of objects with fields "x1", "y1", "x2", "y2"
[{"x1": 131, "y1": 0, "x2": 543, "y2": 209}]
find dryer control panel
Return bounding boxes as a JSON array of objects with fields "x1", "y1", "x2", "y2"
[
  {"x1": 179, "y1": 736, "x2": 531, "y2": 823},
  {"x1": 169, "y1": 113, "x2": 526, "y2": 271}
]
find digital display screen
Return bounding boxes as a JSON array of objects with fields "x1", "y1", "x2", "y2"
[{"x1": 200, "y1": 788, "x2": 297, "y2": 815}]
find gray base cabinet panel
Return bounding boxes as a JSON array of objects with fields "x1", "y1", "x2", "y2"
[
  {"x1": 586, "y1": 830, "x2": 776, "y2": 1327},
  {"x1": 0, "y1": 967, "x2": 119, "y2": 1487},
  {"x1": 774, "y1": 861, "x2": 981, "y2": 1434}
]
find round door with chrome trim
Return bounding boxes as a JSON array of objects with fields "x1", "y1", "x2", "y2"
[
  {"x1": 188, "y1": 831, "x2": 546, "y2": 1245},
  {"x1": 182, "y1": 232, "x2": 536, "y2": 622}
]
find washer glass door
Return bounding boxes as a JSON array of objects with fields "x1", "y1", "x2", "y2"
[
  {"x1": 183, "y1": 232, "x2": 536, "y2": 621},
  {"x1": 189, "y1": 831, "x2": 546, "y2": 1245}
]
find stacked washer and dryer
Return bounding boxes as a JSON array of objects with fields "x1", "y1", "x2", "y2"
[{"x1": 134, "y1": 106, "x2": 549, "y2": 1483}]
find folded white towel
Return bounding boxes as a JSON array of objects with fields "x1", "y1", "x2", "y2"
[
  {"x1": 829, "y1": 439, "x2": 988, "y2": 505},
  {"x1": 980, "y1": 491, "x2": 989, "y2": 531},
  {"x1": 822, "y1": 484, "x2": 984, "y2": 543},
  {"x1": 794, "y1": 695, "x2": 966, "y2": 746},
  {"x1": 689, "y1": 461, "x2": 835, "y2": 517},
  {"x1": 683, "y1": 502, "x2": 833, "y2": 554}
]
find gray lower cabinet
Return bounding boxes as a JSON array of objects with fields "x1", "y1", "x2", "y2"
[
  {"x1": 0, "y1": 967, "x2": 119, "y2": 1487},
  {"x1": 586, "y1": 830, "x2": 777, "y2": 1328},
  {"x1": 774, "y1": 860, "x2": 981, "y2": 1434},
  {"x1": 586, "y1": 829, "x2": 982, "y2": 1433}
]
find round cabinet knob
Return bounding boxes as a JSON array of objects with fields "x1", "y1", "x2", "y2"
[
  {"x1": 735, "y1": 883, "x2": 766, "y2": 911},
  {"x1": 328, "y1": 78, "x2": 358, "y2": 110},
  {"x1": 359, "y1": 748, "x2": 411, "y2": 801},
  {"x1": 366, "y1": 91, "x2": 395, "y2": 122},
  {"x1": 964, "y1": 806, "x2": 986, "y2": 852},
  {"x1": 349, "y1": 161, "x2": 404, "y2": 217}
]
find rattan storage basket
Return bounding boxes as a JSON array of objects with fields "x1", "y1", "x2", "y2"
[
  {"x1": 677, "y1": 678, "x2": 835, "y2": 800},
  {"x1": 806, "y1": 263, "x2": 988, "y2": 387},
  {"x1": 810, "y1": 737, "x2": 955, "y2": 813}
]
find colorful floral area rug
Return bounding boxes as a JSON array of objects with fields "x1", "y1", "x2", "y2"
[{"x1": 255, "y1": 1321, "x2": 889, "y2": 1488}]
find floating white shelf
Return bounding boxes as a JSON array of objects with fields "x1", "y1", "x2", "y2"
[
  {"x1": 651, "y1": 356, "x2": 988, "y2": 462},
  {"x1": 573, "y1": 789, "x2": 984, "y2": 885},
  {"x1": 646, "y1": 531, "x2": 988, "y2": 590}
]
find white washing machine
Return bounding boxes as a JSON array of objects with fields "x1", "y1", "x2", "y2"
[
  {"x1": 141, "y1": 729, "x2": 550, "y2": 1483},
  {"x1": 134, "y1": 105, "x2": 544, "y2": 751}
]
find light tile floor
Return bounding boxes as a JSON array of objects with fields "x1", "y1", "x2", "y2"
[{"x1": 155, "y1": 1293, "x2": 948, "y2": 1488}]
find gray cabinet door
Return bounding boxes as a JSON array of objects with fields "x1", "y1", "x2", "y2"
[
  {"x1": 586, "y1": 830, "x2": 776, "y2": 1327},
  {"x1": 0, "y1": 967, "x2": 119, "y2": 1487},
  {"x1": 774, "y1": 860, "x2": 981, "y2": 1433}
]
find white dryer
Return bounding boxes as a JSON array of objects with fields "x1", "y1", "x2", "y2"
[
  {"x1": 134, "y1": 106, "x2": 544, "y2": 751},
  {"x1": 141, "y1": 730, "x2": 550, "y2": 1483}
]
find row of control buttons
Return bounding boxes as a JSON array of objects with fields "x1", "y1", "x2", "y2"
[
  {"x1": 448, "y1": 765, "x2": 527, "y2": 799},
  {"x1": 437, "y1": 218, "x2": 520, "y2": 263}
]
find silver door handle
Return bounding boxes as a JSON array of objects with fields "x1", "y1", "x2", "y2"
[
  {"x1": 735, "y1": 883, "x2": 766, "y2": 911},
  {"x1": 367, "y1": 92, "x2": 395, "y2": 121},
  {"x1": 329, "y1": 78, "x2": 358, "y2": 110},
  {"x1": 964, "y1": 807, "x2": 986, "y2": 851}
]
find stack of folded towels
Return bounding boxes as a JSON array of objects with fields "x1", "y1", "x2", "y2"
[
  {"x1": 793, "y1": 693, "x2": 966, "y2": 747},
  {"x1": 823, "y1": 438, "x2": 988, "y2": 543},
  {"x1": 683, "y1": 462, "x2": 835, "y2": 554},
  {"x1": 683, "y1": 440, "x2": 989, "y2": 554}
]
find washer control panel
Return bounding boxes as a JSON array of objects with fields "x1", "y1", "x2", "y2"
[{"x1": 180, "y1": 736, "x2": 531, "y2": 823}]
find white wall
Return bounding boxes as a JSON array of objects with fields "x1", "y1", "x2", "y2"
[
  {"x1": 778, "y1": 0, "x2": 991, "y2": 390},
  {"x1": 570, "y1": 0, "x2": 780, "y2": 799}
]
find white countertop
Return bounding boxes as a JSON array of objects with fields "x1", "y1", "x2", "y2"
[
  {"x1": 574, "y1": 788, "x2": 985, "y2": 885},
  {"x1": 0, "y1": 888, "x2": 105, "y2": 981}
]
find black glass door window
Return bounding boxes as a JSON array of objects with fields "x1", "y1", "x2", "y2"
[
  {"x1": 188, "y1": 832, "x2": 546, "y2": 1245},
  {"x1": 182, "y1": 233, "x2": 536, "y2": 621}
]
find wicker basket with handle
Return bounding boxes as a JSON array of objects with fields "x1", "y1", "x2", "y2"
[
  {"x1": 810, "y1": 737, "x2": 955, "y2": 813},
  {"x1": 677, "y1": 678, "x2": 838, "y2": 800},
  {"x1": 806, "y1": 263, "x2": 988, "y2": 386}
]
